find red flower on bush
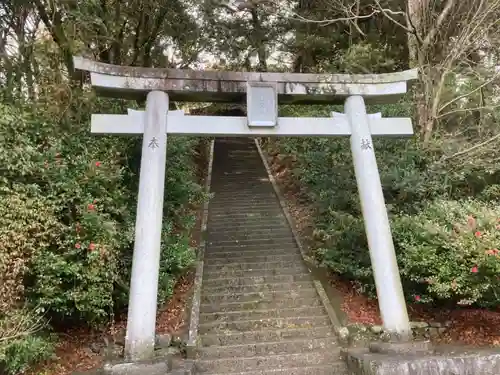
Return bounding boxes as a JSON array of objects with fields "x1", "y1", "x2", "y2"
[
  {"x1": 88, "y1": 203, "x2": 95, "y2": 211},
  {"x1": 89, "y1": 242, "x2": 96, "y2": 251},
  {"x1": 414, "y1": 295, "x2": 421, "y2": 302},
  {"x1": 486, "y1": 249, "x2": 499, "y2": 256},
  {"x1": 474, "y1": 231, "x2": 482, "y2": 238},
  {"x1": 471, "y1": 266, "x2": 479, "y2": 273},
  {"x1": 75, "y1": 243, "x2": 81, "y2": 249},
  {"x1": 95, "y1": 161, "x2": 101, "y2": 167}
]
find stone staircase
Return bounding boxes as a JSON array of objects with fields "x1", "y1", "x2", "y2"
[{"x1": 195, "y1": 138, "x2": 347, "y2": 375}]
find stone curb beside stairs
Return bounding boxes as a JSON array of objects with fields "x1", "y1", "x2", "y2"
[{"x1": 186, "y1": 139, "x2": 215, "y2": 359}]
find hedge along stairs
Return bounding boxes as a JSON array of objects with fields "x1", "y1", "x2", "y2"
[{"x1": 192, "y1": 137, "x2": 348, "y2": 375}]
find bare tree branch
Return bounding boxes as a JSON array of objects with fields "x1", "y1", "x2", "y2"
[
  {"x1": 438, "y1": 73, "x2": 500, "y2": 113},
  {"x1": 373, "y1": 0, "x2": 415, "y2": 34},
  {"x1": 287, "y1": 9, "x2": 378, "y2": 26},
  {"x1": 437, "y1": 104, "x2": 500, "y2": 119},
  {"x1": 421, "y1": 0, "x2": 457, "y2": 50},
  {"x1": 442, "y1": 131, "x2": 500, "y2": 161}
]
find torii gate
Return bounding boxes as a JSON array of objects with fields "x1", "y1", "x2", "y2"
[{"x1": 74, "y1": 56, "x2": 418, "y2": 361}]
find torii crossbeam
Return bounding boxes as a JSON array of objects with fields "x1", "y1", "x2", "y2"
[{"x1": 74, "y1": 56, "x2": 418, "y2": 361}]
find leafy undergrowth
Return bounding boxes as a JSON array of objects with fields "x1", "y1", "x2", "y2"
[{"x1": 265, "y1": 143, "x2": 500, "y2": 347}]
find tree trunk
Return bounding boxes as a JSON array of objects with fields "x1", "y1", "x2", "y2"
[{"x1": 407, "y1": 0, "x2": 431, "y2": 141}]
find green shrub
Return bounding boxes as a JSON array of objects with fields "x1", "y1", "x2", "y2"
[
  {"x1": 0, "y1": 101, "x2": 137, "y2": 324},
  {"x1": 394, "y1": 199, "x2": 500, "y2": 307},
  {"x1": 266, "y1": 101, "x2": 500, "y2": 308},
  {"x1": 0, "y1": 98, "x2": 204, "y2": 326}
]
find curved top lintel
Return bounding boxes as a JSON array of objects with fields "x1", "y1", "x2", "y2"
[{"x1": 73, "y1": 56, "x2": 418, "y2": 85}]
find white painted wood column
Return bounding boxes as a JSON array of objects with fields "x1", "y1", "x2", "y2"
[
  {"x1": 345, "y1": 95, "x2": 411, "y2": 340},
  {"x1": 125, "y1": 91, "x2": 169, "y2": 360}
]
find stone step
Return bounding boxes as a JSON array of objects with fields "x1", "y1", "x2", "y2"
[
  {"x1": 208, "y1": 224, "x2": 289, "y2": 232},
  {"x1": 213, "y1": 166, "x2": 264, "y2": 170},
  {"x1": 213, "y1": 172, "x2": 265, "y2": 177},
  {"x1": 208, "y1": 211, "x2": 283, "y2": 217},
  {"x1": 207, "y1": 234, "x2": 294, "y2": 242},
  {"x1": 204, "y1": 248, "x2": 297, "y2": 259},
  {"x1": 208, "y1": 212, "x2": 284, "y2": 219},
  {"x1": 195, "y1": 364, "x2": 347, "y2": 375},
  {"x1": 204, "y1": 254, "x2": 301, "y2": 267},
  {"x1": 201, "y1": 288, "x2": 317, "y2": 305},
  {"x1": 201, "y1": 274, "x2": 313, "y2": 288},
  {"x1": 210, "y1": 192, "x2": 275, "y2": 198},
  {"x1": 207, "y1": 247, "x2": 298, "y2": 256},
  {"x1": 201, "y1": 325, "x2": 335, "y2": 347},
  {"x1": 213, "y1": 183, "x2": 271, "y2": 188},
  {"x1": 212, "y1": 176, "x2": 267, "y2": 180},
  {"x1": 207, "y1": 231, "x2": 294, "y2": 242},
  {"x1": 207, "y1": 237, "x2": 296, "y2": 246},
  {"x1": 213, "y1": 179, "x2": 269, "y2": 184},
  {"x1": 207, "y1": 222, "x2": 290, "y2": 232},
  {"x1": 209, "y1": 204, "x2": 282, "y2": 212},
  {"x1": 204, "y1": 260, "x2": 305, "y2": 274},
  {"x1": 212, "y1": 168, "x2": 265, "y2": 172},
  {"x1": 199, "y1": 296, "x2": 322, "y2": 314},
  {"x1": 209, "y1": 201, "x2": 276, "y2": 207},
  {"x1": 211, "y1": 170, "x2": 266, "y2": 175},
  {"x1": 209, "y1": 193, "x2": 276, "y2": 200},
  {"x1": 208, "y1": 220, "x2": 288, "y2": 229},
  {"x1": 202, "y1": 281, "x2": 314, "y2": 295},
  {"x1": 199, "y1": 306, "x2": 328, "y2": 324},
  {"x1": 197, "y1": 337, "x2": 339, "y2": 359},
  {"x1": 213, "y1": 183, "x2": 271, "y2": 187},
  {"x1": 195, "y1": 350, "x2": 342, "y2": 374},
  {"x1": 199, "y1": 315, "x2": 331, "y2": 334},
  {"x1": 204, "y1": 247, "x2": 297, "y2": 257},
  {"x1": 213, "y1": 155, "x2": 263, "y2": 160},
  {"x1": 208, "y1": 212, "x2": 284, "y2": 220},
  {"x1": 202, "y1": 266, "x2": 308, "y2": 280},
  {"x1": 212, "y1": 170, "x2": 265, "y2": 174},
  {"x1": 213, "y1": 188, "x2": 274, "y2": 194},
  {"x1": 212, "y1": 175, "x2": 268, "y2": 180},
  {"x1": 208, "y1": 219, "x2": 285, "y2": 226},
  {"x1": 209, "y1": 200, "x2": 279, "y2": 205}
]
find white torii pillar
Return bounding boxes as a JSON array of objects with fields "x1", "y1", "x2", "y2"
[
  {"x1": 345, "y1": 96, "x2": 411, "y2": 340},
  {"x1": 125, "y1": 91, "x2": 169, "y2": 360}
]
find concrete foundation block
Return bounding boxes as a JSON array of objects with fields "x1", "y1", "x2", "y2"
[
  {"x1": 346, "y1": 346, "x2": 500, "y2": 375},
  {"x1": 102, "y1": 358, "x2": 170, "y2": 375},
  {"x1": 368, "y1": 340, "x2": 433, "y2": 355}
]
